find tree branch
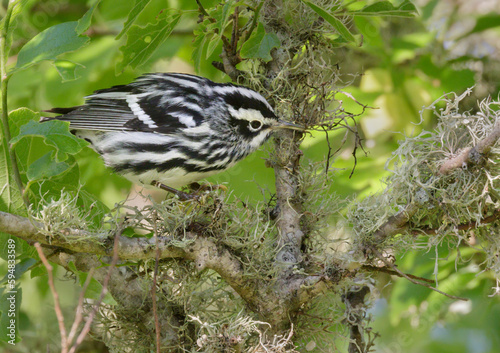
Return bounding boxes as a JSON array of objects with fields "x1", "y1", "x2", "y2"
[
  {"x1": 439, "y1": 119, "x2": 500, "y2": 174},
  {"x1": 0, "y1": 211, "x2": 258, "y2": 306}
]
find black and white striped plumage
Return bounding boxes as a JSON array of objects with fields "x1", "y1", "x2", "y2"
[{"x1": 42, "y1": 73, "x2": 302, "y2": 188}]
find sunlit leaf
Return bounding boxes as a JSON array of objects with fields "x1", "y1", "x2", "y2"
[
  {"x1": 14, "y1": 21, "x2": 89, "y2": 72},
  {"x1": 116, "y1": 0, "x2": 152, "y2": 40},
  {"x1": 462, "y1": 13, "x2": 500, "y2": 37},
  {"x1": 351, "y1": 1, "x2": 418, "y2": 17},
  {"x1": 206, "y1": 34, "x2": 221, "y2": 59},
  {"x1": 75, "y1": 0, "x2": 102, "y2": 35},
  {"x1": 53, "y1": 60, "x2": 84, "y2": 82},
  {"x1": 192, "y1": 30, "x2": 208, "y2": 72},
  {"x1": 240, "y1": 23, "x2": 280, "y2": 62},
  {"x1": 117, "y1": 11, "x2": 181, "y2": 72},
  {"x1": 11, "y1": 120, "x2": 88, "y2": 162},
  {"x1": 302, "y1": 1, "x2": 356, "y2": 43}
]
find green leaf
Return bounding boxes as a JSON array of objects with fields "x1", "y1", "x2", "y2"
[
  {"x1": 116, "y1": 0, "x2": 152, "y2": 40},
  {"x1": 213, "y1": 0, "x2": 233, "y2": 34},
  {"x1": 0, "y1": 108, "x2": 39, "y2": 214},
  {"x1": 351, "y1": 1, "x2": 418, "y2": 17},
  {"x1": 26, "y1": 153, "x2": 73, "y2": 181},
  {"x1": 240, "y1": 23, "x2": 281, "y2": 62},
  {"x1": 0, "y1": 0, "x2": 28, "y2": 60},
  {"x1": 30, "y1": 265, "x2": 47, "y2": 279},
  {"x1": 15, "y1": 21, "x2": 89, "y2": 72},
  {"x1": 11, "y1": 120, "x2": 88, "y2": 162},
  {"x1": 75, "y1": 0, "x2": 102, "y2": 35},
  {"x1": 465, "y1": 13, "x2": 500, "y2": 36},
  {"x1": 302, "y1": 1, "x2": 356, "y2": 43},
  {"x1": 0, "y1": 258, "x2": 37, "y2": 285},
  {"x1": 68, "y1": 262, "x2": 117, "y2": 305},
  {"x1": 53, "y1": 60, "x2": 84, "y2": 82},
  {"x1": 192, "y1": 30, "x2": 208, "y2": 72},
  {"x1": 117, "y1": 11, "x2": 181, "y2": 73},
  {"x1": 206, "y1": 34, "x2": 221, "y2": 59}
]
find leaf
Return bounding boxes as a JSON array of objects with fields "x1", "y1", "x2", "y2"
[
  {"x1": 53, "y1": 60, "x2": 85, "y2": 82},
  {"x1": 117, "y1": 11, "x2": 181, "y2": 73},
  {"x1": 351, "y1": 1, "x2": 418, "y2": 17},
  {"x1": 68, "y1": 262, "x2": 117, "y2": 305},
  {"x1": 15, "y1": 21, "x2": 89, "y2": 72},
  {"x1": 465, "y1": 13, "x2": 500, "y2": 36},
  {"x1": 240, "y1": 23, "x2": 281, "y2": 62},
  {"x1": 0, "y1": 258, "x2": 37, "y2": 285},
  {"x1": 30, "y1": 265, "x2": 47, "y2": 279},
  {"x1": 0, "y1": 0, "x2": 28, "y2": 60},
  {"x1": 213, "y1": 0, "x2": 233, "y2": 34},
  {"x1": 192, "y1": 30, "x2": 208, "y2": 72},
  {"x1": 11, "y1": 120, "x2": 88, "y2": 162},
  {"x1": 116, "y1": 0, "x2": 152, "y2": 40},
  {"x1": 302, "y1": 1, "x2": 356, "y2": 43},
  {"x1": 75, "y1": 0, "x2": 102, "y2": 35},
  {"x1": 206, "y1": 34, "x2": 221, "y2": 59},
  {"x1": 26, "y1": 153, "x2": 73, "y2": 181}
]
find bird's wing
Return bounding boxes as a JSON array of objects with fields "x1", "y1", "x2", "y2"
[{"x1": 42, "y1": 73, "x2": 215, "y2": 134}]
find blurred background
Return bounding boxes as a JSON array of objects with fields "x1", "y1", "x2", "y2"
[{"x1": 2, "y1": 0, "x2": 500, "y2": 352}]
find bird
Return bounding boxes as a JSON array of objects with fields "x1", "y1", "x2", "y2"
[{"x1": 41, "y1": 73, "x2": 304, "y2": 199}]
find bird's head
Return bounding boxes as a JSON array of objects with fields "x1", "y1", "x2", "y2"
[{"x1": 213, "y1": 85, "x2": 305, "y2": 152}]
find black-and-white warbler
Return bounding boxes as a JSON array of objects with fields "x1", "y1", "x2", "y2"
[{"x1": 42, "y1": 73, "x2": 303, "y2": 196}]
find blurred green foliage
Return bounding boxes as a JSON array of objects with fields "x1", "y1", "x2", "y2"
[{"x1": 0, "y1": 0, "x2": 499, "y2": 351}]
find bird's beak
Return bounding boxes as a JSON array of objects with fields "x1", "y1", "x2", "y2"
[{"x1": 273, "y1": 120, "x2": 306, "y2": 131}]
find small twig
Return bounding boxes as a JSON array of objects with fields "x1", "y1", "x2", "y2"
[
  {"x1": 230, "y1": 6, "x2": 239, "y2": 52},
  {"x1": 67, "y1": 268, "x2": 95, "y2": 346},
  {"x1": 361, "y1": 264, "x2": 434, "y2": 284},
  {"x1": 34, "y1": 242, "x2": 69, "y2": 353},
  {"x1": 371, "y1": 203, "x2": 419, "y2": 244},
  {"x1": 439, "y1": 119, "x2": 500, "y2": 174},
  {"x1": 195, "y1": 0, "x2": 209, "y2": 17},
  {"x1": 370, "y1": 248, "x2": 468, "y2": 301},
  {"x1": 68, "y1": 231, "x2": 121, "y2": 353},
  {"x1": 152, "y1": 211, "x2": 161, "y2": 353}
]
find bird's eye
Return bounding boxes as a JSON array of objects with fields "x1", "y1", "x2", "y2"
[{"x1": 249, "y1": 120, "x2": 263, "y2": 131}]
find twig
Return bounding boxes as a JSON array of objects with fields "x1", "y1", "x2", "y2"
[
  {"x1": 370, "y1": 247, "x2": 468, "y2": 301},
  {"x1": 34, "y1": 242, "x2": 69, "y2": 353},
  {"x1": 195, "y1": 0, "x2": 209, "y2": 17},
  {"x1": 152, "y1": 211, "x2": 161, "y2": 353},
  {"x1": 67, "y1": 268, "x2": 95, "y2": 346},
  {"x1": 371, "y1": 203, "x2": 419, "y2": 244},
  {"x1": 361, "y1": 264, "x2": 434, "y2": 284},
  {"x1": 439, "y1": 119, "x2": 500, "y2": 174},
  {"x1": 68, "y1": 231, "x2": 121, "y2": 353}
]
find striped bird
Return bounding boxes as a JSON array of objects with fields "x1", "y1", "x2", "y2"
[{"x1": 42, "y1": 73, "x2": 303, "y2": 193}]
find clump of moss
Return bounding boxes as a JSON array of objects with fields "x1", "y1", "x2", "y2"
[{"x1": 348, "y1": 89, "x2": 500, "y2": 277}]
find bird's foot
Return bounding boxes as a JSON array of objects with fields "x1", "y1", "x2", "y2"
[
  {"x1": 188, "y1": 182, "x2": 228, "y2": 193},
  {"x1": 151, "y1": 181, "x2": 200, "y2": 201}
]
